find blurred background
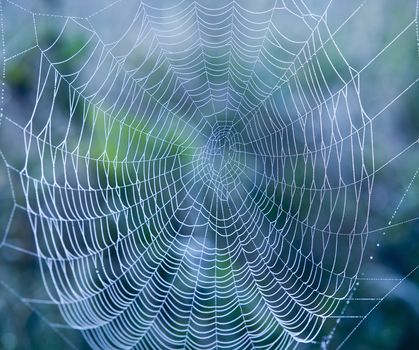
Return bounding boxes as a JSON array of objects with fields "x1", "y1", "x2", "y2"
[{"x1": 0, "y1": 0, "x2": 418, "y2": 349}]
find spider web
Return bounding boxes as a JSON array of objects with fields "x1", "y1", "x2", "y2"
[{"x1": 0, "y1": 0, "x2": 418, "y2": 349}]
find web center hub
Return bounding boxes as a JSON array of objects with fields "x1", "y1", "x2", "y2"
[{"x1": 194, "y1": 126, "x2": 248, "y2": 200}]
